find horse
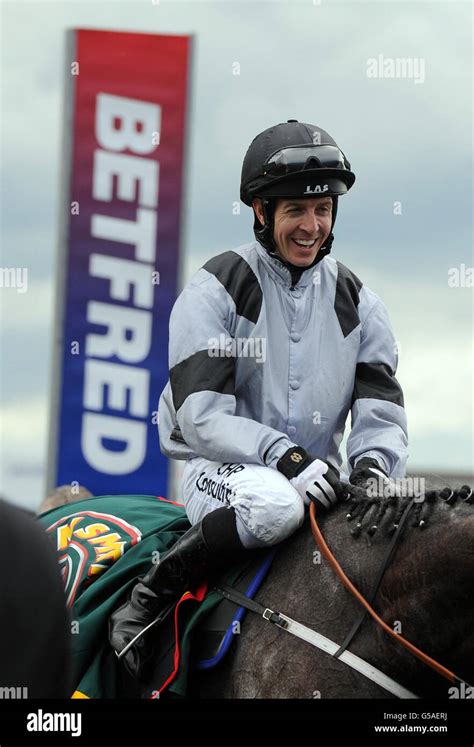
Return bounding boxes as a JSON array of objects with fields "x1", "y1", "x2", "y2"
[{"x1": 179, "y1": 478, "x2": 474, "y2": 699}]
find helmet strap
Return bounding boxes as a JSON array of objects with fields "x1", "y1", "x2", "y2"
[{"x1": 252, "y1": 198, "x2": 277, "y2": 255}]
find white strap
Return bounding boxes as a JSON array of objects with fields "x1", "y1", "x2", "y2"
[{"x1": 276, "y1": 612, "x2": 418, "y2": 699}]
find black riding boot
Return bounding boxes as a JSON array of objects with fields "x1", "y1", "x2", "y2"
[{"x1": 109, "y1": 507, "x2": 247, "y2": 679}]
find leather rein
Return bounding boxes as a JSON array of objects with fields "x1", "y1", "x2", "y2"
[
  {"x1": 308, "y1": 499, "x2": 468, "y2": 691},
  {"x1": 215, "y1": 496, "x2": 470, "y2": 698}
]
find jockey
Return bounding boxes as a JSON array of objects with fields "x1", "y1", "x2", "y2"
[{"x1": 109, "y1": 120, "x2": 408, "y2": 677}]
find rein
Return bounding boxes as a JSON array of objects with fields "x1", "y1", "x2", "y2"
[
  {"x1": 309, "y1": 500, "x2": 468, "y2": 688},
  {"x1": 214, "y1": 496, "x2": 471, "y2": 698}
]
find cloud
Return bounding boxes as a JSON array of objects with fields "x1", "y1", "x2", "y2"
[
  {"x1": 0, "y1": 395, "x2": 49, "y2": 510},
  {"x1": 348, "y1": 260, "x2": 473, "y2": 463},
  {"x1": 0, "y1": 278, "x2": 54, "y2": 333}
]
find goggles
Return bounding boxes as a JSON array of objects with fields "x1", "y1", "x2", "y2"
[{"x1": 263, "y1": 145, "x2": 350, "y2": 177}]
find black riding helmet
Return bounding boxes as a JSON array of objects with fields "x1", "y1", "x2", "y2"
[{"x1": 240, "y1": 120, "x2": 356, "y2": 269}]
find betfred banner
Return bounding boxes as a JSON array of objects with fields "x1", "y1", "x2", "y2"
[{"x1": 48, "y1": 29, "x2": 192, "y2": 497}]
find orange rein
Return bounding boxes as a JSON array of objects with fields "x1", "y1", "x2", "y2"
[{"x1": 309, "y1": 501, "x2": 459, "y2": 684}]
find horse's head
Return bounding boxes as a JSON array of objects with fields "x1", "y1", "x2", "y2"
[{"x1": 320, "y1": 478, "x2": 474, "y2": 697}]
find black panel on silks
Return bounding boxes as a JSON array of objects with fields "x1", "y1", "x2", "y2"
[
  {"x1": 334, "y1": 261, "x2": 363, "y2": 338},
  {"x1": 170, "y1": 350, "x2": 235, "y2": 413},
  {"x1": 352, "y1": 362, "x2": 405, "y2": 407},
  {"x1": 202, "y1": 251, "x2": 263, "y2": 323}
]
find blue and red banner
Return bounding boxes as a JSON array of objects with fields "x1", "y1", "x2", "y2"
[{"x1": 48, "y1": 29, "x2": 192, "y2": 497}]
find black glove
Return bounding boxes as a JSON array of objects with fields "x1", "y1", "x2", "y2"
[
  {"x1": 349, "y1": 457, "x2": 389, "y2": 495},
  {"x1": 277, "y1": 446, "x2": 344, "y2": 511}
]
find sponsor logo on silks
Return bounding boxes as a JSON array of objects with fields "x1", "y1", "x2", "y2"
[
  {"x1": 304, "y1": 184, "x2": 329, "y2": 194},
  {"x1": 46, "y1": 511, "x2": 142, "y2": 608},
  {"x1": 290, "y1": 451, "x2": 304, "y2": 464},
  {"x1": 195, "y1": 472, "x2": 235, "y2": 505}
]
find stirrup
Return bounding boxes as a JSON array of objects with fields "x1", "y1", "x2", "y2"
[{"x1": 114, "y1": 600, "x2": 176, "y2": 661}]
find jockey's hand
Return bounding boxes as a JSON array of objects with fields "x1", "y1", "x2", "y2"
[
  {"x1": 349, "y1": 457, "x2": 390, "y2": 498},
  {"x1": 277, "y1": 446, "x2": 344, "y2": 511}
]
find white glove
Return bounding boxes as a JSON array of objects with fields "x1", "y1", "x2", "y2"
[
  {"x1": 277, "y1": 447, "x2": 344, "y2": 511},
  {"x1": 291, "y1": 458, "x2": 344, "y2": 509}
]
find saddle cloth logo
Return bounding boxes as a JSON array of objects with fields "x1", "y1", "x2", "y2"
[{"x1": 45, "y1": 511, "x2": 142, "y2": 608}]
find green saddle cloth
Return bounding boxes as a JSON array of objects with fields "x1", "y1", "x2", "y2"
[{"x1": 38, "y1": 494, "x2": 251, "y2": 699}]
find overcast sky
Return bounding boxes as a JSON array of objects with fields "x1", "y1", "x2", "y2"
[{"x1": 1, "y1": 0, "x2": 472, "y2": 510}]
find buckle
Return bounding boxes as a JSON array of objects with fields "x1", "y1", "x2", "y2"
[
  {"x1": 262, "y1": 608, "x2": 287, "y2": 629},
  {"x1": 263, "y1": 607, "x2": 274, "y2": 621}
]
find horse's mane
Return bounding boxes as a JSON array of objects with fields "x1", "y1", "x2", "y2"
[
  {"x1": 373, "y1": 497, "x2": 474, "y2": 691},
  {"x1": 194, "y1": 476, "x2": 473, "y2": 699},
  {"x1": 317, "y1": 478, "x2": 474, "y2": 693},
  {"x1": 341, "y1": 475, "x2": 472, "y2": 537}
]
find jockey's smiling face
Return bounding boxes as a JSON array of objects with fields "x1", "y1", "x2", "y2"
[{"x1": 253, "y1": 196, "x2": 333, "y2": 267}]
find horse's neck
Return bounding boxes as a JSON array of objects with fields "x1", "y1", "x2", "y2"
[
  {"x1": 372, "y1": 510, "x2": 474, "y2": 694},
  {"x1": 260, "y1": 520, "x2": 371, "y2": 644},
  {"x1": 261, "y1": 507, "x2": 473, "y2": 697}
]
